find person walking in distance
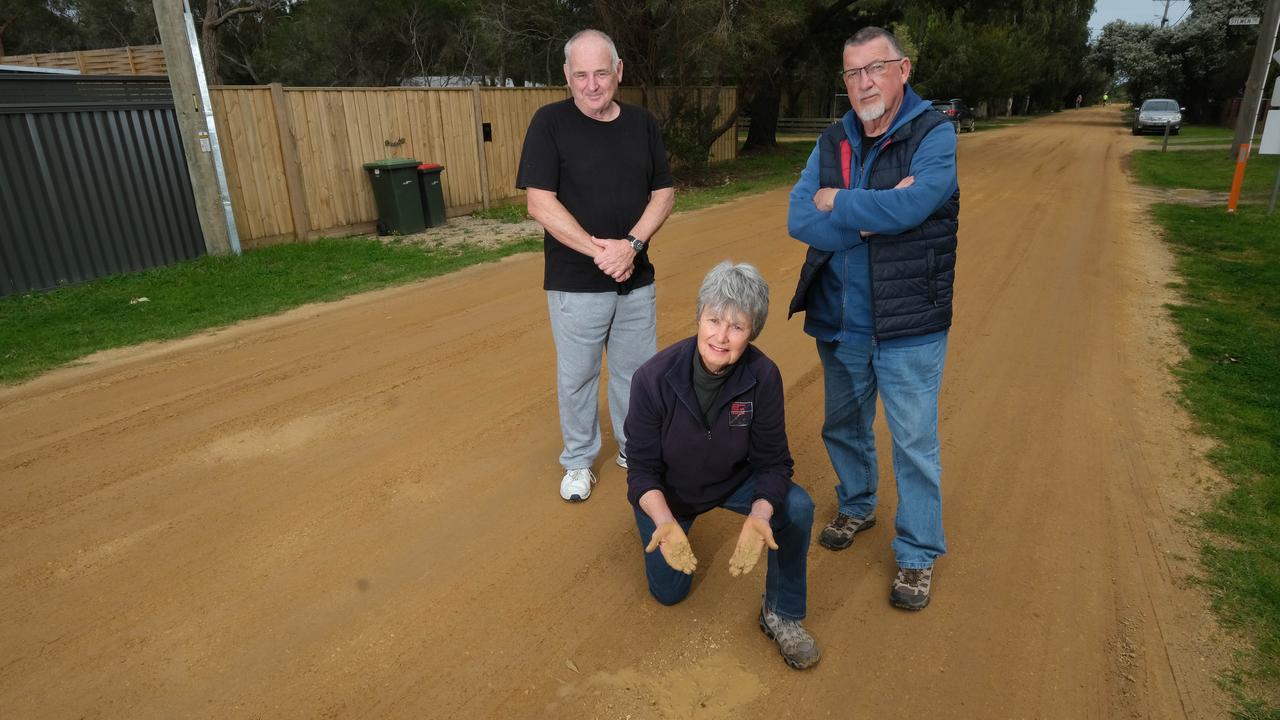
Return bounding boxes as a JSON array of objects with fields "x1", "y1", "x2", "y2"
[
  {"x1": 786, "y1": 26, "x2": 959, "y2": 610},
  {"x1": 517, "y1": 29, "x2": 675, "y2": 503}
]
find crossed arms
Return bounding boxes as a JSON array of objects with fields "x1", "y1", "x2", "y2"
[{"x1": 786, "y1": 124, "x2": 958, "y2": 252}]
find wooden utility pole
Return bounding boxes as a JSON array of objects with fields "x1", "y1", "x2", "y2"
[
  {"x1": 1159, "y1": 0, "x2": 1171, "y2": 27},
  {"x1": 153, "y1": 0, "x2": 240, "y2": 255},
  {"x1": 1227, "y1": 0, "x2": 1280, "y2": 212}
]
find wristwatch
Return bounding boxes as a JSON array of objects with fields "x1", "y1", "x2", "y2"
[{"x1": 626, "y1": 234, "x2": 647, "y2": 252}]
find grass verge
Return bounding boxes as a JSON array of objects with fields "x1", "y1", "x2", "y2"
[
  {"x1": 471, "y1": 203, "x2": 531, "y2": 223},
  {"x1": 1147, "y1": 124, "x2": 1233, "y2": 143},
  {"x1": 1132, "y1": 148, "x2": 1280, "y2": 200},
  {"x1": 1135, "y1": 160, "x2": 1280, "y2": 715},
  {"x1": 675, "y1": 140, "x2": 811, "y2": 212},
  {"x1": 0, "y1": 238, "x2": 539, "y2": 384},
  {"x1": 2, "y1": 140, "x2": 814, "y2": 385}
]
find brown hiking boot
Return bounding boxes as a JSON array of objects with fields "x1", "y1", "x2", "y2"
[
  {"x1": 818, "y1": 511, "x2": 876, "y2": 550},
  {"x1": 758, "y1": 606, "x2": 821, "y2": 670},
  {"x1": 890, "y1": 566, "x2": 933, "y2": 610}
]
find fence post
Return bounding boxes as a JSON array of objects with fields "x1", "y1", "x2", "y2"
[
  {"x1": 471, "y1": 85, "x2": 491, "y2": 210},
  {"x1": 270, "y1": 82, "x2": 311, "y2": 242}
]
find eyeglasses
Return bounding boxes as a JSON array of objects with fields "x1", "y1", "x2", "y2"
[{"x1": 840, "y1": 58, "x2": 905, "y2": 82}]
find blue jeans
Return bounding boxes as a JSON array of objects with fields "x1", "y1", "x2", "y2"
[
  {"x1": 817, "y1": 336, "x2": 948, "y2": 569},
  {"x1": 633, "y1": 479, "x2": 814, "y2": 619}
]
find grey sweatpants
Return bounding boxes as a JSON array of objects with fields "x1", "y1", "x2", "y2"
[{"x1": 546, "y1": 284, "x2": 657, "y2": 470}]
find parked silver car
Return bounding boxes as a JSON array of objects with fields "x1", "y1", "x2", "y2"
[{"x1": 1131, "y1": 98, "x2": 1183, "y2": 135}]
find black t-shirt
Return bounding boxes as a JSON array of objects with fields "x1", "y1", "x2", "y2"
[
  {"x1": 861, "y1": 132, "x2": 878, "y2": 170},
  {"x1": 516, "y1": 99, "x2": 673, "y2": 294}
]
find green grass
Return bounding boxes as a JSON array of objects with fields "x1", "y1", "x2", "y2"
[
  {"x1": 0, "y1": 237, "x2": 539, "y2": 384},
  {"x1": 1135, "y1": 154, "x2": 1280, "y2": 715},
  {"x1": 674, "y1": 140, "x2": 811, "y2": 212},
  {"x1": 2, "y1": 142, "x2": 816, "y2": 385},
  {"x1": 1131, "y1": 149, "x2": 1280, "y2": 200},
  {"x1": 1142, "y1": 124, "x2": 1265, "y2": 148},
  {"x1": 1146, "y1": 124, "x2": 1235, "y2": 144},
  {"x1": 471, "y1": 202, "x2": 531, "y2": 223}
]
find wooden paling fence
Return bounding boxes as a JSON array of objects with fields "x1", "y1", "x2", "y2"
[
  {"x1": 1, "y1": 45, "x2": 166, "y2": 75},
  {"x1": 209, "y1": 85, "x2": 738, "y2": 248}
]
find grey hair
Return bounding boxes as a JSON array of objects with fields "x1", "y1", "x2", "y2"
[
  {"x1": 845, "y1": 26, "x2": 906, "y2": 58},
  {"x1": 564, "y1": 29, "x2": 621, "y2": 67},
  {"x1": 696, "y1": 261, "x2": 770, "y2": 341}
]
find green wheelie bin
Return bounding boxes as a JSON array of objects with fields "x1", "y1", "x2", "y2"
[{"x1": 363, "y1": 158, "x2": 426, "y2": 235}]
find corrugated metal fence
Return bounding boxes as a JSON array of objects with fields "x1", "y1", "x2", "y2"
[{"x1": 0, "y1": 75, "x2": 205, "y2": 297}]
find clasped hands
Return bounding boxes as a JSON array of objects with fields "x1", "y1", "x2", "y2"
[
  {"x1": 645, "y1": 515, "x2": 778, "y2": 578},
  {"x1": 590, "y1": 236, "x2": 635, "y2": 282}
]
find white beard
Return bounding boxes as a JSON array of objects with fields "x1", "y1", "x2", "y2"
[{"x1": 856, "y1": 99, "x2": 887, "y2": 123}]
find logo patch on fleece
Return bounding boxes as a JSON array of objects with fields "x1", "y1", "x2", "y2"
[{"x1": 728, "y1": 401, "x2": 753, "y2": 427}]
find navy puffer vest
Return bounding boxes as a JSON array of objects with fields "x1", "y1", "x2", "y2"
[{"x1": 789, "y1": 110, "x2": 960, "y2": 341}]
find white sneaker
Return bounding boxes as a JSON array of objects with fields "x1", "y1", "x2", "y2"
[
  {"x1": 559, "y1": 467, "x2": 597, "y2": 502},
  {"x1": 616, "y1": 452, "x2": 628, "y2": 469}
]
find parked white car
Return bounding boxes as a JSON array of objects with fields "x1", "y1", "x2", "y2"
[{"x1": 1132, "y1": 98, "x2": 1183, "y2": 135}]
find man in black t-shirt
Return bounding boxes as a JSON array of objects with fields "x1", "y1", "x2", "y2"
[{"x1": 516, "y1": 28, "x2": 675, "y2": 504}]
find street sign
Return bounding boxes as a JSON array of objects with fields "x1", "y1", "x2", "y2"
[
  {"x1": 1263, "y1": 111, "x2": 1280, "y2": 154},
  {"x1": 1230, "y1": 16, "x2": 1261, "y2": 25}
]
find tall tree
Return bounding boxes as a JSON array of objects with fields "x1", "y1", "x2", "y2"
[
  {"x1": 469, "y1": 0, "x2": 590, "y2": 86},
  {"x1": 905, "y1": 0, "x2": 1095, "y2": 116},
  {"x1": 76, "y1": 0, "x2": 157, "y2": 48},
  {"x1": 0, "y1": 1, "x2": 75, "y2": 57},
  {"x1": 200, "y1": 1, "x2": 257, "y2": 84},
  {"x1": 258, "y1": 0, "x2": 472, "y2": 86}
]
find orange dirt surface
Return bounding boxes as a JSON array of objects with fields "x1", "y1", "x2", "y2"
[{"x1": 0, "y1": 106, "x2": 1230, "y2": 718}]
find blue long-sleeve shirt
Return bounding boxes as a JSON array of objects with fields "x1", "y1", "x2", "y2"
[{"x1": 786, "y1": 87, "x2": 957, "y2": 346}]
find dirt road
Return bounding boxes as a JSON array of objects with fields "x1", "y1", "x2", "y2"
[{"x1": 0, "y1": 106, "x2": 1229, "y2": 719}]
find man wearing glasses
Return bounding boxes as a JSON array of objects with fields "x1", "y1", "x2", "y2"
[{"x1": 786, "y1": 26, "x2": 959, "y2": 611}]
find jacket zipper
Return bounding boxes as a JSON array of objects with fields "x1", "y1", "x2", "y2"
[
  {"x1": 676, "y1": 373, "x2": 757, "y2": 442},
  {"x1": 863, "y1": 138, "x2": 887, "y2": 345}
]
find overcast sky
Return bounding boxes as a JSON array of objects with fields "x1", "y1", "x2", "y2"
[{"x1": 1089, "y1": 0, "x2": 1188, "y2": 36}]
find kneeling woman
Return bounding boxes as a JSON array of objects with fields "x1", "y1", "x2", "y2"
[{"x1": 624, "y1": 261, "x2": 818, "y2": 670}]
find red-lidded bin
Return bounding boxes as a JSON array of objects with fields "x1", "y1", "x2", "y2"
[{"x1": 416, "y1": 163, "x2": 447, "y2": 228}]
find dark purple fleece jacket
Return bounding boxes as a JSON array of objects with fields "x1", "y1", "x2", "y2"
[{"x1": 624, "y1": 336, "x2": 794, "y2": 519}]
